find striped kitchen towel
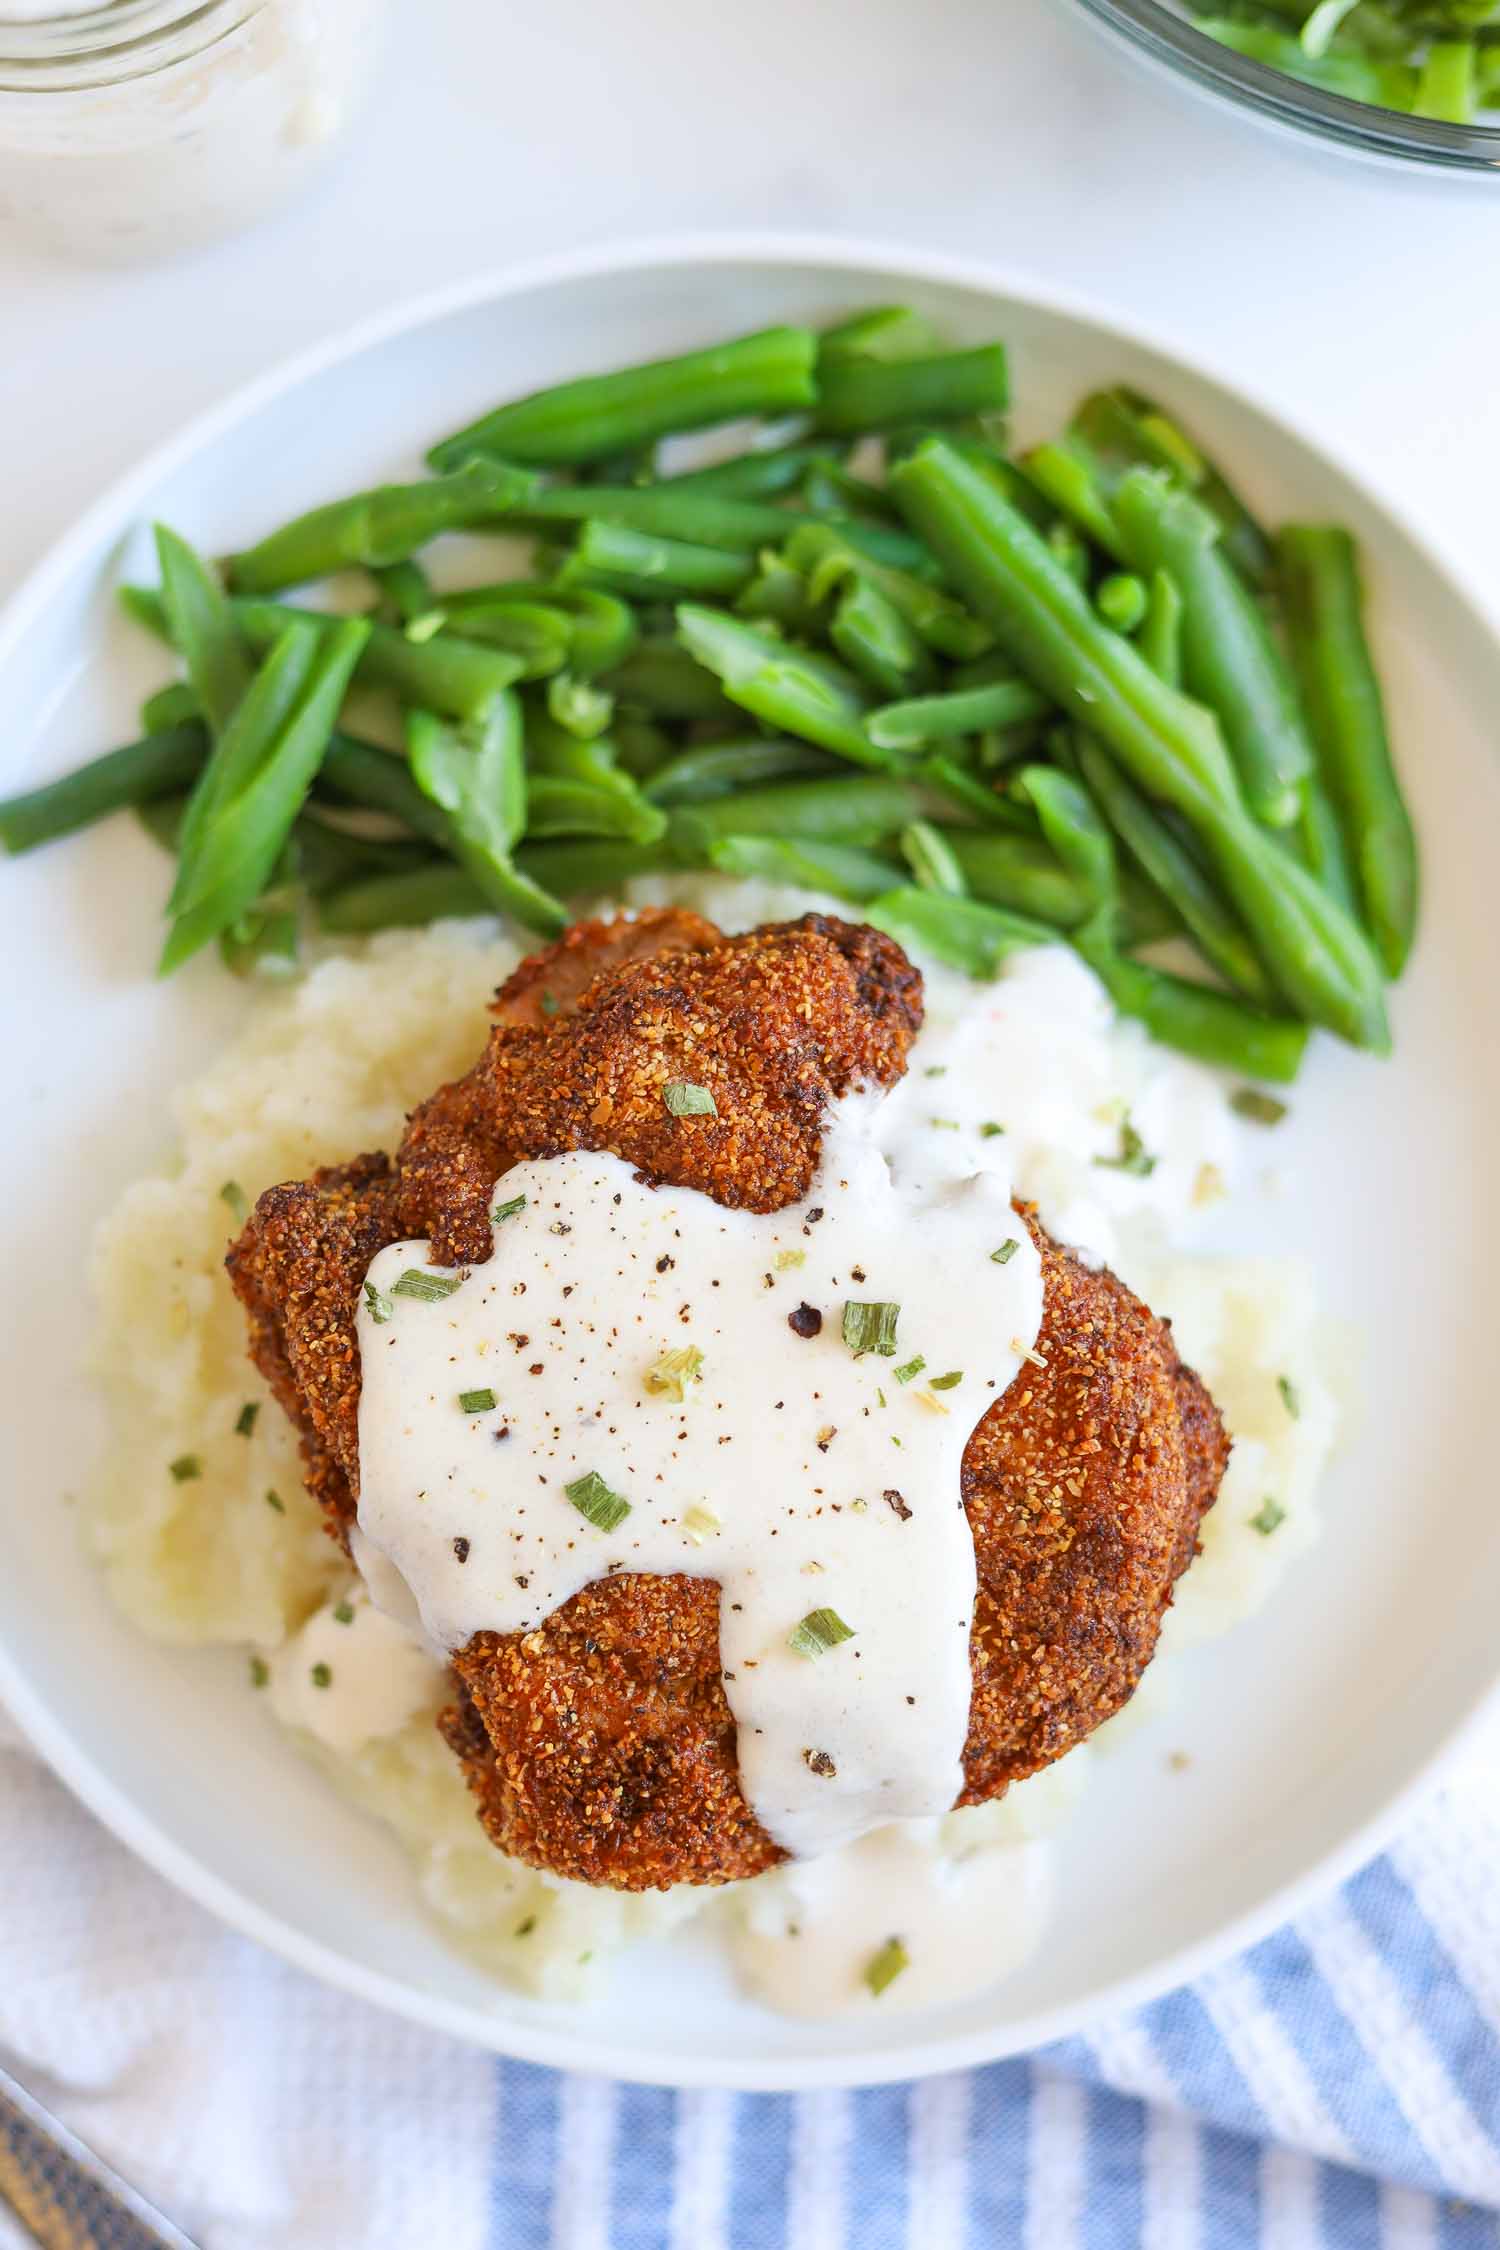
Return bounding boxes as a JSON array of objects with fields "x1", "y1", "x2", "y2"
[{"x1": 2, "y1": 1703, "x2": 1498, "y2": 2250}]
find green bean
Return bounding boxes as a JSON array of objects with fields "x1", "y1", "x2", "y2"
[
  {"x1": 371, "y1": 558, "x2": 436, "y2": 627},
  {"x1": 736, "y1": 549, "x2": 821, "y2": 635},
  {"x1": 868, "y1": 677, "x2": 1050, "y2": 749},
  {"x1": 1139, "y1": 569, "x2": 1183, "y2": 688},
  {"x1": 645, "y1": 738, "x2": 834, "y2": 806},
  {"x1": 162, "y1": 618, "x2": 370, "y2": 972},
  {"x1": 660, "y1": 441, "x2": 843, "y2": 500},
  {"x1": 1072, "y1": 387, "x2": 1274, "y2": 591},
  {"x1": 1047, "y1": 521, "x2": 1090, "y2": 589},
  {"x1": 126, "y1": 583, "x2": 526, "y2": 723},
  {"x1": 1296, "y1": 773, "x2": 1362, "y2": 925},
  {"x1": 427, "y1": 596, "x2": 571, "y2": 677},
  {"x1": 408, "y1": 699, "x2": 567, "y2": 935},
  {"x1": 889, "y1": 439, "x2": 1388, "y2": 1051},
  {"x1": 556, "y1": 519, "x2": 754, "y2": 601},
  {"x1": 140, "y1": 680, "x2": 202, "y2": 734},
  {"x1": 1277, "y1": 525, "x2": 1417, "y2": 976},
  {"x1": 428, "y1": 326, "x2": 819, "y2": 471},
  {"x1": 519, "y1": 836, "x2": 689, "y2": 895},
  {"x1": 781, "y1": 522, "x2": 993, "y2": 661},
  {"x1": 1022, "y1": 442, "x2": 1127, "y2": 562},
  {"x1": 675, "y1": 606, "x2": 897, "y2": 770},
  {"x1": 545, "y1": 673, "x2": 614, "y2": 740},
  {"x1": 706, "y1": 833, "x2": 906, "y2": 902},
  {"x1": 611, "y1": 714, "x2": 675, "y2": 780},
  {"x1": 815, "y1": 346, "x2": 1010, "y2": 436},
  {"x1": 865, "y1": 886, "x2": 1056, "y2": 976},
  {"x1": 526, "y1": 714, "x2": 667, "y2": 845},
  {"x1": 228, "y1": 460, "x2": 536, "y2": 595},
  {"x1": 800, "y1": 461, "x2": 900, "y2": 525},
  {"x1": 603, "y1": 637, "x2": 739, "y2": 722},
  {"x1": 1074, "y1": 736, "x2": 1277, "y2": 1006},
  {"x1": 899, "y1": 820, "x2": 965, "y2": 895},
  {"x1": 1077, "y1": 937, "x2": 1309, "y2": 1081},
  {"x1": 519, "y1": 483, "x2": 796, "y2": 553},
  {"x1": 317, "y1": 732, "x2": 456, "y2": 849},
  {"x1": 668, "y1": 775, "x2": 926, "y2": 854},
  {"x1": 136, "y1": 792, "x2": 190, "y2": 853},
  {"x1": 154, "y1": 525, "x2": 252, "y2": 741},
  {"x1": 1111, "y1": 470, "x2": 1312, "y2": 829},
  {"x1": 829, "y1": 576, "x2": 937, "y2": 699},
  {"x1": 944, "y1": 828, "x2": 1100, "y2": 927},
  {"x1": 442, "y1": 582, "x2": 638, "y2": 676},
  {"x1": 0, "y1": 722, "x2": 206, "y2": 854},
  {"x1": 918, "y1": 752, "x2": 1033, "y2": 831},
  {"x1": 319, "y1": 861, "x2": 485, "y2": 931},
  {"x1": 818, "y1": 306, "x2": 945, "y2": 364},
  {"x1": 1096, "y1": 573, "x2": 1148, "y2": 634},
  {"x1": 219, "y1": 901, "x2": 301, "y2": 980}
]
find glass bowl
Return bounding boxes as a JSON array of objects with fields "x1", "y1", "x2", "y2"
[{"x1": 1073, "y1": 0, "x2": 1500, "y2": 172}]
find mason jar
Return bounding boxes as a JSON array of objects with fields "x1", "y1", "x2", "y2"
[{"x1": 0, "y1": 0, "x2": 387, "y2": 261}]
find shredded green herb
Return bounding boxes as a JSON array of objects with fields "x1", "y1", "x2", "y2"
[
  {"x1": 928, "y1": 1370, "x2": 964, "y2": 1392},
  {"x1": 930, "y1": 1116, "x2": 961, "y2": 1131},
  {"x1": 459, "y1": 1387, "x2": 498, "y2": 1414},
  {"x1": 310, "y1": 1662, "x2": 332, "y2": 1689},
  {"x1": 663, "y1": 1078, "x2": 718, "y2": 1118},
  {"x1": 1094, "y1": 1116, "x2": 1157, "y2": 1178},
  {"x1": 265, "y1": 1489, "x2": 285, "y2": 1514},
  {"x1": 991, "y1": 1239, "x2": 1020, "y2": 1265},
  {"x1": 842, "y1": 1301, "x2": 900, "y2": 1357},
  {"x1": 514, "y1": 1914, "x2": 538, "y2": 1938},
  {"x1": 1277, "y1": 1374, "x2": 1300, "y2": 1420},
  {"x1": 249, "y1": 1656, "x2": 269, "y2": 1689},
  {"x1": 775, "y1": 1248, "x2": 806, "y2": 1270},
  {"x1": 1250, "y1": 1496, "x2": 1287, "y2": 1536},
  {"x1": 169, "y1": 1454, "x2": 201, "y2": 1483},
  {"x1": 1231, "y1": 1088, "x2": 1288, "y2": 1126},
  {"x1": 491, "y1": 1194, "x2": 527, "y2": 1223},
  {"x1": 566, "y1": 1469, "x2": 632, "y2": 1532},
  {"x1": 788, "y1": 1606, "x2": 855, "y2": 1658},
  {"x1": 234, "y1": 1401, "x2": 259, "y2": 1438},
  {"x1": 645, "y1": 1345, "x2": 704, "y2": 1402},
  {"x1": 979, "y1": 1121, "x2": 1006, "y2": 1139},
  {"x1": 219, "y1": 1179, "x2": 248, "y2": 1224},
  {"x1": 333, "y1": 1599, "x2": 355, "y2": 1624},
  {"x1": 865, "y1": 1936, "x2": 910, "y2": 1997},
  {"x1": 893, "y1": 1355, "x2": 926, "y2": 1385},
  {"x1": 393, "y1": 1267, "x2": 465, "y2": 1303},
  {"x1": 923, "y1": 1066, "x2": 947, "y2": 1078},
  {"x1": 363, "y1": 1279, "x2": 394, "y2": 1324},
  {"x1": 681, "y1": 1502, "x2": 721, "y2": 1545},
  {"x1": 539, "y1": 991, "x2": 560, "y2": 1018}
]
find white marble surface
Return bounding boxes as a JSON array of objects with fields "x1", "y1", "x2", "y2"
[{"x1": 0, "y1": 0, "x2": 1496, "y2": 616}]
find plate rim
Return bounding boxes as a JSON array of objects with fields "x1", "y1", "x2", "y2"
[{"x1": 2, "y1": 227, "x2": 1496, "y2": 2091}]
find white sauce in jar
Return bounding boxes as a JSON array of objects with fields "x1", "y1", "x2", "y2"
[{"x1": 354, "y1": 1019, "x2": 1044, "y2": 1863}]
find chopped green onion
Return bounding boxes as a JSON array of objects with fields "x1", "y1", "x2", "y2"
[
  {"x1": 842, "y1": 1301, "x2": 900, "y2": 1357},
  {"x1": 492, "y1": 1194, "x2": 527, "y2": 1223},
  {"x1": 333, "y1": 1599, "x2": 355, "y2": 1624},
  {"x1": 459, "y1": 1387, "x2": 498, "y2": 1414},
  {"x1": 1231, "y1": 1088, "x2": 1288, "y2": 1126},
  {"x1": 991, "y1": 1240, "x2": 1020, "y2": 1265},
  {"x1": 393, "y1": 1267, "x2": 466, "y2": 1303},
  {"x1": 775, "y1": 1248, "x2": 806, "y2": 1270},
  {"x1": 539, "y1": 991, "x2": 560, "y2": 1018},
  {"x1": 682, "y1": 1502, "x2": 722, "y2": 1545},
  {"x1": 1277, "y1": 1375, "x2": 1300, "y2": 1420},
  {"x1": 893, "y1": 1355, "x2": 927, "y2": 1385},
  {"x1": 265, "y1": 1489, "x2": 285, "y2": 1514},
  {"x1": 566, "y1": 1469, "x2": 632, "y2": 1532},
  {"x1": 220, "y1": 1180, "x2": 249, "y2": 1224},
  {"x1": 1094, "y1": 1117, "x2": 1157, "y2": 1178},
  {"x1": 645, "y1": 1345, "x2": 705, "y2": 1402},
  {"x1": 514, "y1": 1914, "x2": 538, "y2": 1938},
  {"x1": 234, "y1": 1402, "x2": 259, "y2": 1438},
  {"x1": 249, "y1": 1656, "x2": 269, "y2": 1689},
  {"x1": 310, "y1": 1662, "x2": 332, "y2": 1688},
  {"x1": 929, "y1": 1117, "x2": 961, "y2": 1131},
  {"x1": 865, "y1": 1936, "x2": 910, "y2": 1997},
  {"x1": 169, "y1": 1454, "x2": 201, "y2": 1483},
  {"x1": 1250, "y1": 1496, "x2": 1286, "y2": 1537},
  {"x1": 979, "y1": 1122, "x2": 1006, "y2": 1138},
  {"x1": 788, "y1": 1606, "x2": 856, "y2": 1658},
  {"x1": 928, "y1": 1370, "x2": 964, "y2": 1391},
  {"x1": 363, "y1": 1280, "x2": 394, "y2": 1324},
  {"x1": 664, "y1": 1079, "x2": 718, "y2": 1118}
]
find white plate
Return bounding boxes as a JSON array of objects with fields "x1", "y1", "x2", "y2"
[{"x1": 2, "y1": 237, "x2": 1498, "y2": 2092}]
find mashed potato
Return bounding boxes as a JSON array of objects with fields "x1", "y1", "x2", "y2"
[{"x1": 82, "y1": 884, "x2": 1342, "y2": 2000}]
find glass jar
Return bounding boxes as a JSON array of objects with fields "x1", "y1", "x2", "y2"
[{"x1": 0, "y1": 0, "x2": 387, "y2": 261}]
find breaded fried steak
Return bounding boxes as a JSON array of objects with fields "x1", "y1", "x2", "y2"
[{"x1": 228, "y1": 910, "x2": 1227, "y2": 1889}]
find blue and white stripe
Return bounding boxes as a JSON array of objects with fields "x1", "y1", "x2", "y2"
[{"x1": 480, "y1": 1807, "x2": 1500, "y2": 2248}]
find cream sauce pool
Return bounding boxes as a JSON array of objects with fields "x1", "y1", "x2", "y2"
[{"x1": 354, "y1": 1013, "x2": 1045, "y2": 1863}]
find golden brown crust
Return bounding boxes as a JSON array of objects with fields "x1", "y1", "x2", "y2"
[{"x1": 227, "y1": 910, "x2": 1226, "y2": 1892}]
